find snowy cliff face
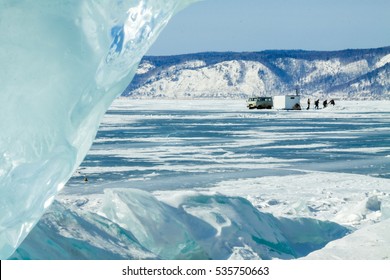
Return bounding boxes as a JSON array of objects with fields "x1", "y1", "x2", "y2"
[{"x1": 123, "y1": 47, "x2": 390, "y2": 99}]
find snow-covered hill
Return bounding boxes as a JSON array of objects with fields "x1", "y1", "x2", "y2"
[{"x1": 123, "y1": 47, "x2": 390, "y2": 100}]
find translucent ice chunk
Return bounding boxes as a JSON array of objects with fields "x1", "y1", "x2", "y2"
[
  {"x1": 0, "y1": 0, "x2": 196, "y2": 259},
  {"x1": 11, "y1": 189, "x2": 349, "y2": 259}
]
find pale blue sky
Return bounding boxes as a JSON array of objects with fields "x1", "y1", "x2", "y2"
[{"x1": 147, "y1": 0, "x2": 390, "y2": 55}]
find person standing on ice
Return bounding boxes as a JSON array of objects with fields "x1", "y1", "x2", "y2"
[
  {"x1": 314, "y1": 99, "x2": 319, "y2": 109},
  {"x1": 306, "y1": 98, "x2": 311, "y2": 110},
  {"x1": 323, "y1": 99, "x2": 328, "y2": 108}
]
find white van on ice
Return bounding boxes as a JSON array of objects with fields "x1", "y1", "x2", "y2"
[{"x1": 246, "y1": 96, "x2": 273, "y2": 109}]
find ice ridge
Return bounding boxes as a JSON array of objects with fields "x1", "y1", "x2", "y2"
[{"x1": 11, "y1": 189, "x2": 350, "y2": 260}]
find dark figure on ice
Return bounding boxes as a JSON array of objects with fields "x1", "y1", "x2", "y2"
[
  {"x1": 329, "y1": 99, "x2": 335, "y2": 106},
  {"x1": 314, "y1": 99, "x2": 319, "y2": 109},
  {"x1": 307, "y1": 98, "x2": 311, "y2": 110},
  {"x1": 323, "y1": 99, "x2": 328, "y2": 108}
]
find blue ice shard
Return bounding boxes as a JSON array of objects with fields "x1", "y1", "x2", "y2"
[{"x1": 0, "y1": 0, "x2": 196, "y2": 259}]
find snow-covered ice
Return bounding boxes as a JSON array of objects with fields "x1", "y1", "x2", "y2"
[{"x1": 10, "y1": 99, "x2": 390, "y2": 260}]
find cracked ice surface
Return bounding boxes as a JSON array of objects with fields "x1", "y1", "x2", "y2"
[{"x1": 0, "y1": 0, "x2": 195, "y2": 259}]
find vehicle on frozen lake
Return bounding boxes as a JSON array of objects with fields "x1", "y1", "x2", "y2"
[
  {"x1": 246, "y1": 95, "x2": 301, "y2": 110},
  {"x1": 246, "y1": 96, "x2": 273, "y2": 109}
]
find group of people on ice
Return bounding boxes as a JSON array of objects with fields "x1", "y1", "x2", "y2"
[{"x1": 306, "y1": 98, "x2": 335, "y2": 110}]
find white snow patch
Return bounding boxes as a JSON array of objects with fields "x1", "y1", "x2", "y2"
[
  {"x1": 208, "y1": 172, "x2": 390, "y2": 228},
  {"x1": 375, "y1": 54, "x2": 390, "y2": 68},
  {"x1": 303, "y1": 219, "x2": 390, "y2": 260}
]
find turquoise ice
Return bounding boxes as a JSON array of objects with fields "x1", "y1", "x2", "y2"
[{"x1": 0, "y1": 0, "x2": 196, "y2": 259}]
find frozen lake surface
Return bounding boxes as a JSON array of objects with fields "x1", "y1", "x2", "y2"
[
  {"x1": 12, "y1": 99, "x2": 390, "y2": 260},
  {"x1": 69, "y1": 99, "x2": 390, "y2": 189}
]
